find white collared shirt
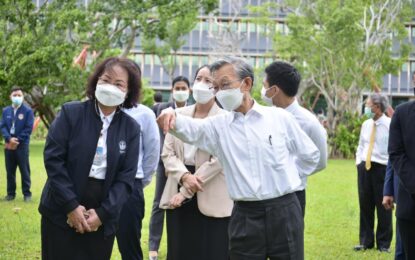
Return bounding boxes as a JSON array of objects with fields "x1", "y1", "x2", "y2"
[
  {"x1": 123, "y1": 105, "x2": 160, "y2": 186},
  {"x1": 356, "y1": 114, "x2": 390, "y2": 166},
  {"x1": 172, "y1": 101, "x2": 320, "y2": 201},
  {"x1": 89, "y1": 107, "x2": 115, "y2": 179},
  {"x1": 285, "y1": 100, "x2": 328, "y2": 190}
]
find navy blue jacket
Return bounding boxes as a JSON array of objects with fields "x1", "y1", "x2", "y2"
[
  {"x1": 389, "y1": 100, "x2": 415, "y2": 220},
  {"x1": 0, "y1": 104, "x2": 34, "y2": 144},
  {"x1": 383, "y1": 161, "x2": 400, "y2": 202},
  {"x1": 38, "y1": 100, "x2": 140, "y2": 236}
]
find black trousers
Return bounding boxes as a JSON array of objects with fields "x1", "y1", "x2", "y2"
[
  {"x1": 357, "y1": 162, "x2": 392, "y2": 249},
  {"x1": 397, "y1": 218, "x2": 415, "y2": 260},
  {"x1": 41, "y1": 217, "x2": 115, "y2": 260},
  {"x1": 295, "y1": 190, "x2": 306, "y2": 217},
  {"x1": 41, "y1": 178, "x2": 115, "y2": 260},
  {"x1": 166, "y1": 196, "x2": 230, "y2": 260},
  {"x1": 116, "y1": 179, "x2": 145, "y2": 260},
  {"x1": 148, "y1": 162, "x2": 167, "y2": 251},
  {"x1": 5, "y1": 143, "x2": 31, "y2": 197},
  {"x1": 229, "y1": 193, "x2": 304, "y2": 260}
]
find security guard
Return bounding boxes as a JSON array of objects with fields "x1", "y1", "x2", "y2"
[{"x1": 0, "y1": 87, "x2": 34, "y2": 202}]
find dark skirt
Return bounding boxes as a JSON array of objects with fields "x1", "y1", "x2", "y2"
[
  {"x1": 41, "y1": 178, "x2": 115, "y2": 260},
  {"x1": 166, "y1": 165, "x2": 230, "y2": 260}
]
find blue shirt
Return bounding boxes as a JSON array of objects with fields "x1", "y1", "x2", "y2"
[
  {"x1": 0, "y1": 104, "x2": 34, "y2": 144},
  {"x1": 123, "y1": 104, "x2": 160, "y2": 186}
]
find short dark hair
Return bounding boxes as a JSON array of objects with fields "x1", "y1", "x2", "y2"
[
  {"x1": 86, "y1": 57, "x2": 141, "y2": 108},
  {"x1": 153, "y1": 91, "x2": 163, "y2": 102},
  {"x1": 193, "y1": 65, "x2": 210, "y2": 82},
  {"x1": 172, "y1": 76, "x2": 190, "y2": 88},
  {"x1": 10, "y1": 87, "x2": 23, "y2": 94},
  {"x1": 265, "y1": 61, "x2": 301, "y2": 97}
]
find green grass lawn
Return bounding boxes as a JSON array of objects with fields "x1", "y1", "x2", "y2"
[{"x1": 0, "y1": 142, "x2": 395, "y2": 259}]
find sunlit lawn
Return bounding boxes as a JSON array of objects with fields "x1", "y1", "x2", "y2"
[{"x1": 0, "y1": 141, "x2": 395, "y2": 259}]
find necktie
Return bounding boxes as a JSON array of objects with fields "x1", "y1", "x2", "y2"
[{"x1": 365, "y1": 122, "x2": 376, "y2": 170}]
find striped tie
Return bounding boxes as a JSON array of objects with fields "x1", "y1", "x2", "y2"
[{"x1": 365, "y1": 122, "x2": 376, "y2": 170}]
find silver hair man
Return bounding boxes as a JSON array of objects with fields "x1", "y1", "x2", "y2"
[
  {"x1": 210, "y1": 56, "x2": 255, "y2": 88},
  {"x1": 369, "y1": 93, "x2": 389, "y2": 113}
]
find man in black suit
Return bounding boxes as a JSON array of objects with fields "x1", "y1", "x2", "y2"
[{"x1": 389, "y1": 100, "x2": 415, "y2": 260}]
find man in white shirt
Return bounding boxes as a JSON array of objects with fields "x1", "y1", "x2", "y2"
[
  {"x1": 157, "y1": 56, "x2": 320, "y2": 259},
  {"x1": 261, "y1": 61, "x2": 327, "y2": 217},
  {"x1": 354, "y1": 93, "x2": 392, "y2": 252},
  {"x1": 117, "y1": 104, "x2": 160, "y2": 260}
]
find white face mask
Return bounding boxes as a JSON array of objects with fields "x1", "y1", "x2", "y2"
[
  {"x1": 95, "y1": 83, "x2": 126, "y2": 107},
  {"x1": 11, "y1": 96, "x2": 23, "y2": 106},
  {"x1": 215, "y1": 81, "x2": 244, "y2": 111},
  {"x1": 173, "y1": 90, "x2": 189, "y2": 103},
  {"x1": 261, "y1": 86, "x2": 275, "y2": 106},
  {"x1": 193, "y1": 82, "x2": 214, "y2": 104}
]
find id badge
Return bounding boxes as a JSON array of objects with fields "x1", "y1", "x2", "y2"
[
  {"x1": 93, "y1": 146, "x2": 105, "y2": 166},
  {"x1": 10, "y1": 125, "x2": 15, "y2": 135}
]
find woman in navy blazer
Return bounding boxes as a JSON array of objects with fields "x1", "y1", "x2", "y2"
[{"x1": 39, "y1": 57, "x2": 141, "y2": 260}]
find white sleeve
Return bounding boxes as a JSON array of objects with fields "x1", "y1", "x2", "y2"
[
  {"x1": 141, "y1": 111, "x2": 160, "y2": 187},
  {"x1": 308, "y1": 123, "x2": 328, "y2": 173},
  {"x1": 285, "y1": 114, "x2": 320, "y2": 177},
  {"x1": 170, "y1": 113, "x2": 218, "y2": 156},
  {"x1": 355, "y1": 123, "x2": 365, "y2": 165}
]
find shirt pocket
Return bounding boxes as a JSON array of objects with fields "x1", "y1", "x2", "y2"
[{"x1": 262, "y1": 135, "x2": 287, "y2": 168}]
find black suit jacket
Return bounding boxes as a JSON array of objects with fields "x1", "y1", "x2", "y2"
[
  {"x1": 389, "y1": 100, "x2": 415, "y2": 220},
  {"x1": 39, "y1": 100, "x2": 140, "y2": 236}
]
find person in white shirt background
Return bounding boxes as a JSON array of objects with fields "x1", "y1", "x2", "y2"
[
  {"x1": 148, "y1": 76, "x2": 191, "y2": 260},
  {"x1": 157, "y1": 56, "x2": 320, "y2": 260},
  {"x1": 354, "y1": 93, "x2": 392, "y2": 253},
  {"x1": 118, "y1": 97, "x2": 161, "y2": 259},
  {"x1": 261, "y1": 61, "x2": 328, "y2": 217}
]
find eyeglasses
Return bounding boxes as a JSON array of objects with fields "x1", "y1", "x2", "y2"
[{"x1": 211, "y1": 79, "x2": 243, "y2": 92}]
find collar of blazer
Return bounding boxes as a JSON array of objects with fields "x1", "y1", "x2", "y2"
[{"x1": 176, "y1": 102, "x2": 222, "y2": 118}]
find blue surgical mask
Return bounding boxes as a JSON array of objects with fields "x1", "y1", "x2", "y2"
[
  {"x1": 364, "y1": 107, "x2": 374, "y2": 119},
  {"x1": 11, "y1": 96, "x2": 23, "y2": 107}
]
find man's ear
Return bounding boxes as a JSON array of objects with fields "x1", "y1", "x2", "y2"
[
  {"x1": 271, "y1": 85, "x2": 280, "y2": 96},
  {"x1": 243, "y1": 77, "x2": 253, "y2": 92}
]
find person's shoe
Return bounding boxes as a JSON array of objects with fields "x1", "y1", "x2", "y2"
[
  {"x1": 378, "y1": 247, "x2": 390, "y2": 253},
  {"x1": 24, "y1": 196, "x2": 32, "y2": 202},
  {"x1": 353, "y1": 245, "x2": 372, "y2": 251},
  {"x1": 4, "y1": 195, "x2": 15, "y2": 201}
]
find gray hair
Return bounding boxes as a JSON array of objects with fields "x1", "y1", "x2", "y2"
[
  {"x1": 210, "y1": 56, "x2": 254, "y2": 85},
  {"x1": 369, "y1": 93, "x2": 388, "y2": 113}
]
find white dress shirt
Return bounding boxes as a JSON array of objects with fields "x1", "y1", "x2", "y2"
[
  {"x1": 356, "y1": 114, "x2": 390, "y2": 166},
  {"x1": 89, "y1": 107, "x2": 115, "y2": 179},
  {"x1": 123, "y1": 104, "x2": 160, "y2": 186},
  {"x1": 171, "y1": 102, "x2": 320, "y2": 201},
  {"x1": 183, "y1": 143, "x2": 197, "y2": 166},
  {"x1": 285, "y1": 100, "x2": 328, "y2": 190}
]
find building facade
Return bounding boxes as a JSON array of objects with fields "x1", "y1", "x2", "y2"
[{"x1": 132, "y1": 0, "x2": 415, "y2": 105}]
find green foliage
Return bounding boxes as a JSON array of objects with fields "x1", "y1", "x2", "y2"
[
  {"x1": 0, "y1": 0, "x2": 90, "y2": 127},
  {"x1": 0, "y1": 0, "x2": 218, "y2": 127},
  {"x1": 251, "y1": 0, "x2": 414, "y2": 157},
  {"x1": 141, "y1": 79, "x2": 155, "y2": 107},
  {"x1": 141, "y1": 9, "x2": 201, "y2": 81},
  {"x1": 332, "y1": 113, "x2": 367, "y2": 159}
]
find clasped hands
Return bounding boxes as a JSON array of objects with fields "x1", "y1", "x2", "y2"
[
  {"x1": 169, "y1": 173, "x2": 204, "y2": 208},
  {"x1": 66, "y1": 205, "x2": 102, "y2": 234},
  {"x1": 5, "y1": 137, "x2": 19, "y2": 150}
]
